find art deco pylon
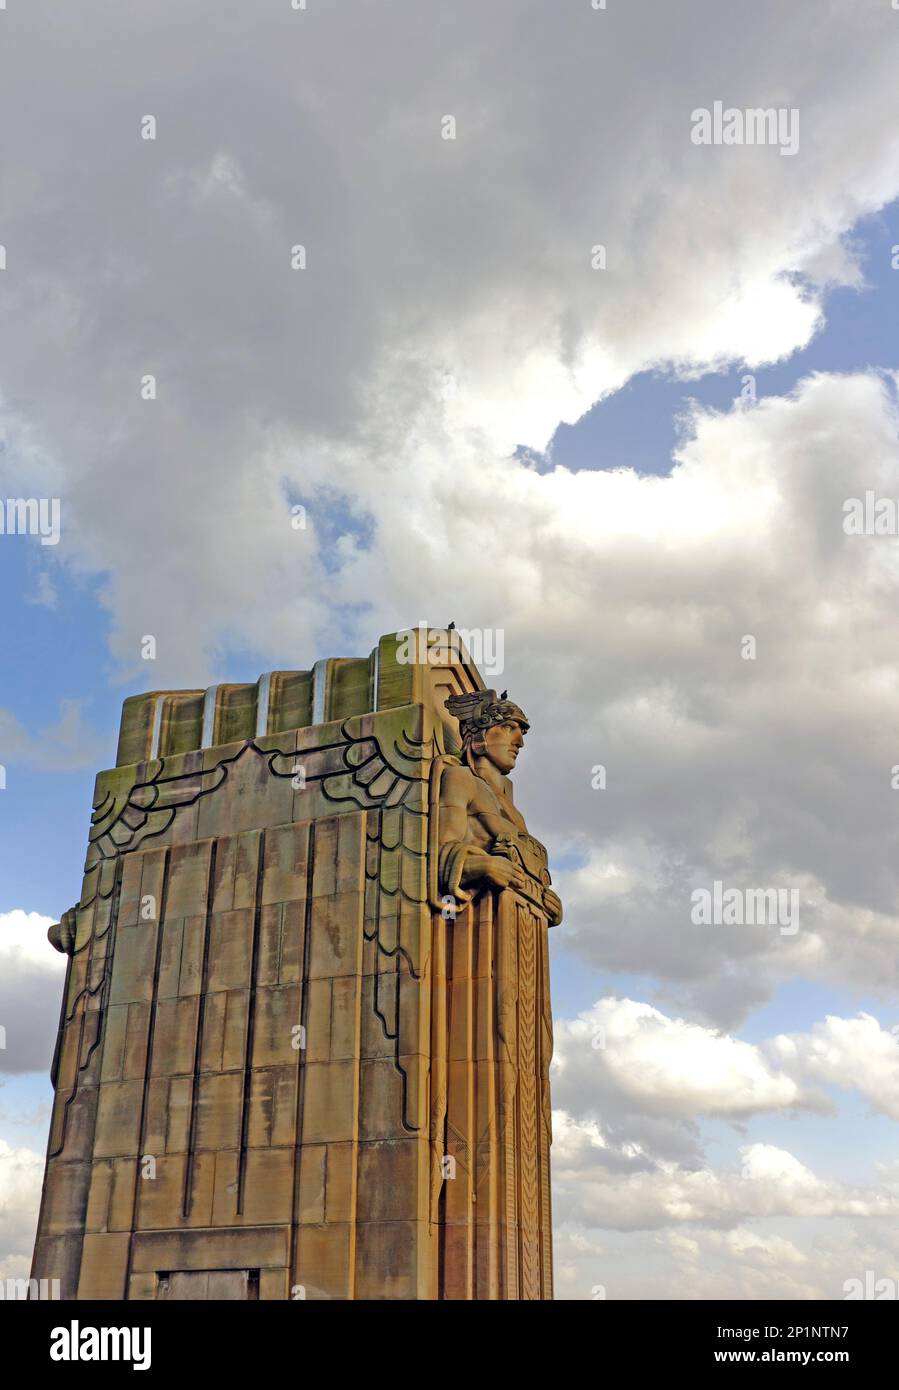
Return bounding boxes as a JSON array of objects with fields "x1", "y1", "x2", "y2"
[{"x1": 31, "y1": 630, "x2": 560, "y2": 1299}]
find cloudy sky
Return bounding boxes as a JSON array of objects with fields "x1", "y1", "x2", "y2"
[{"x1": 3, "y1": 0, "x2": 899, "y2": 1299}]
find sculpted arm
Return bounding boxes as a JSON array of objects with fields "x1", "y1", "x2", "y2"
[{"x1": 437, "y1": 762, "x2": 527, "y2": 898}]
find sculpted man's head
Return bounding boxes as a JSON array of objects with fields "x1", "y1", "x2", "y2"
[{"x1": 445, "y1": 690, "x2": 530, "y2": 775}]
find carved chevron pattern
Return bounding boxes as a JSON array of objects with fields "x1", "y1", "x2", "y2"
[{"x1": 517, "y1": 901, "x2": 541, "y2": 1300}]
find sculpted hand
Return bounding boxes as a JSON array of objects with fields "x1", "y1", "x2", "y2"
[
  {"x1": 542, "y1": 888, "x2": 563, "y2": 927},
  {"x1": 48, "y1": 907, "x2": 78, "y2": 955},
  {"x1": 482, "y1": 855, "x2": 527, "y2": 893}
]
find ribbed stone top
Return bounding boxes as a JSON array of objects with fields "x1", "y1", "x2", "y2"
[{"x1": 115, "y1": 629, "x2": 486, "y2": 768}]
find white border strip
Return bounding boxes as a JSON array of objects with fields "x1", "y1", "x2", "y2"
[
  {"x1": 149, "y1": 695, "x2": 165, "y2": 760},
  {"x1": 311, "y1": 659, "x2": 329, "y2": 726},
  {"x1": 201, "y1": 684, "x2": 220, "y2": 749},
  {"x1": 256, "y1": 671, "x2": 273, "y2": 738},
  {"x1": 370, "y1": 645, "x2": 379, "y2": 712}
]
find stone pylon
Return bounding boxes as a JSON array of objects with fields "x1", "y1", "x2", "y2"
[{"x1": 31, "y1": 630, "x2": 559, "y2": 1299}]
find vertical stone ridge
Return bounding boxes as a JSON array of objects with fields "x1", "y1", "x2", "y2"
[
  {"x1": 237, "y1": 830, "x2": 266, "y2": 1215},
  {"x1": 124, "y1": 846, "x2": 171, "y2": 1295},
  {"x1": 183, "y1": 841, "x2": 217, "y2": 1218},
  {"x1": 289, "y1": 821, "x2": 315, "y2": 1297}
]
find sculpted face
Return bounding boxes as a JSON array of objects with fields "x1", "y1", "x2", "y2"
[{"x1": 480, "y1": 717, "x2": 526, "y2": 774}]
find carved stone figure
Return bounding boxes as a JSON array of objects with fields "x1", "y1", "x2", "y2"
[
  {"x1": 436, "y1": 690, "x2": 563, "y2": 925},
  {"x1": 33, "y1": 630, "x2": 558, "y2": 1299},
  {"x1": 427, "y1": 689, "x2": 559, "y2": 1298}
]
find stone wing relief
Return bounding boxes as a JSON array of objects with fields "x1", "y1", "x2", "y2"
[
  {"x1": 49, "y1": 706, "x2": 445, "y2": 1142},
  {"x1": 327, "y1": 710, "x2": 445, "y2": 1132},
  {"x1": 83, "y1": 708, "x2": 439, "y2": 866}
]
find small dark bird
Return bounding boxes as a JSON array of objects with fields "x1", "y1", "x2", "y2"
[
  {"x1": 500, "y1": 690, "x2": 508, "y2": 699},
  {"x1": 447, "y1": 621, "x2": 455, "y2": 629}
]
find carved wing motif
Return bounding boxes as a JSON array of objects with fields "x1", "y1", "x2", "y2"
[
  {"x1": 87, "y1": 748, "x2": 247, "y2": 862},
  {"x1": 315, "y1": 710, "x2": 443, "y2": 1132},
  {"x1": 313, "y1": 709, "x2": 439, "y2": 811},
  {"x1": 86, "y1": 709, "x2": 443, "y2": 1134}
]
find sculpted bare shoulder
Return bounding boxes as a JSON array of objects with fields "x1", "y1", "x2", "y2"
[
  {"x1": 440, "y1": 756, "x2": 479, "y2": 805},
  {"x1": 439, "y1": 688, "x2": 562, "y2": 924}
]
